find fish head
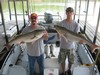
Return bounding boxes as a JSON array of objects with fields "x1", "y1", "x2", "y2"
[{"x1": 54, "y1": 25, "x2": 67, "y2": 34}]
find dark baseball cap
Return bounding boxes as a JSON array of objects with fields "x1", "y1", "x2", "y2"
[{"x1": 66, "y1": 7, "x2": 74, "y2": 13}]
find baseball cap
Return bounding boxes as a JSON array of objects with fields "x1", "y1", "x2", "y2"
[
  {"x1": 66, "y1": 7, "x2": 74, "y2": 13},
  {"x1": 30, "y1": 13, "x2": 38, "y2": 19}
]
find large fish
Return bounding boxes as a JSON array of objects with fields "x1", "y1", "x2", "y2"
[
  {"x1": 54, "y1": 25, "x2": 100, "y2": 52},
  {"x1": 8, "y1": 29, "x2": 45, "y2": 45}
]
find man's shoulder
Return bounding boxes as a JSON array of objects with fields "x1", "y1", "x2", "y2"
[
  {"x1": 61, "y1": 19, "x2": 66, "y2": 22},
  {"x1": 21, "y1": 26, "x2": 30, "y2": 34},
  {"x1": 71, "y1": 20, "x2": 78, "y2": 26},
  {"x1": 59, "y1": 19, "x2": 66, "y2": 26},
  {"x1": 72, "y1": 20, "x2": 78, "y2": 24}
]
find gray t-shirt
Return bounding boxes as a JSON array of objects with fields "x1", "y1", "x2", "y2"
[
  {"x1": 59, "y1": 19, "x2": 80, "y2": 49},
  {"x1": 22, "y1": 26, "x2": 45, "y2": 56}
]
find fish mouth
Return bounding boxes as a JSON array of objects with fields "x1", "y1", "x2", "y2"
[{"x1": 54, "y1": 27, "x2": 65, "y2": 34}]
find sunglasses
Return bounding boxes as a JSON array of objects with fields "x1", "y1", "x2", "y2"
[{"x1": 31, "y1": 17, "x2": 37, "y2": 20}]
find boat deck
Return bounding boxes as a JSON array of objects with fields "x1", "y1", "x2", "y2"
[{"x1": 1, "y1": 43, "x2": 99, "y2": 75}]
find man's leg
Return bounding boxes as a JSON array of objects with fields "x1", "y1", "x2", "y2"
[
  {"x1": 58, "y1": 49, "x2": 68, "y2": 75},
  {"x1": 37, "y1": 54, "x2": 44, "y2": 75},
  {"x1": 61, "y1": 62, "x2": 65, "y2": 75},
  {"x1": 68, "y1": 54, "x2": 72, "y2": 70},
  {"x1": 67, "y1": 55, "x2": 72, "y2": 75},
  {"x1": 67, "y1": 50, "x2": 74, "y2": 75},
  {"x1": 28, "y1": 55, "x2": 36, "y2": 75}
]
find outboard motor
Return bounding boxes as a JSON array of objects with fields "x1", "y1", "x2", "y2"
[{"x1": 44, "y1": 12, "x2": 53, "y2": 23}]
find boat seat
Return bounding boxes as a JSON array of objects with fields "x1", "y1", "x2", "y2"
[
  {"x1": 8, "y1": 65, "x2": 27, "y2": 75},
  {"x1": 73, "y1": 66, "x2": 90, "y2": 75},
  {"x1": 2, "y1": 25, "x2": 17, "y2": 38}
]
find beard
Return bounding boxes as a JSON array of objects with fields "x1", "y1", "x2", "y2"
[{"x1": 32, "y1": 21, "x2": 36, "y2": 24}]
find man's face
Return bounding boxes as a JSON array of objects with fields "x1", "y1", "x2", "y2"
[
  {"x1": 30, "y1": 16, "x2": 37, "y2": 25},
  {"x1": 66, "y1": 11, "x2": 74, "y2": 17}
]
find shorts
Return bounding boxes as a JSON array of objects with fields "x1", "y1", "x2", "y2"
[{"x1": 58, "y1": 48, "x2": 74, "y2": 64}]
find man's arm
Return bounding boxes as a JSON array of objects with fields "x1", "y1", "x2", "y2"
[{"x1": 43, "y1": 30, "x2": 48, "y2": 40}]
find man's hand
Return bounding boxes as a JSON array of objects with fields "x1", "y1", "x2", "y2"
[
  {"x1": 79, "y1": 40, "x2": 84, "y2": 44},
  {"x1": 57, "y1": 32, "x2": 61, "y2": 39},
  {"x1": 43, "y1": 31, "x2": 48, "y2": 40},
  {"x1": 43, "y1": 33, "x2": 48, "y2": 40}
]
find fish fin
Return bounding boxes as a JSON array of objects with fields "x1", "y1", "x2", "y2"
[
  {"x1": 30, "y1": 35, "x2": 36, "y2": 39},
  {"x1": 62, "y1": 34, "x2": 68, "y2": 42}
]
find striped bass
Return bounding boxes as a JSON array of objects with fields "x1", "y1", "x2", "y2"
[
  {"x1": 54, "y1": 25, "x2": 100, "y2": 52},
  {"x1": 9, "y1": 29, "x2": 45, "y2": 45}
]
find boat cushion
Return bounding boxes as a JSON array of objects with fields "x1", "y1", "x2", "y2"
[
  {"x1": 8, "y1": 65, "x2": 27, "y2": 75},
  {"x1": 73, "y1": 66, "x2": 90, "y2": 75}
]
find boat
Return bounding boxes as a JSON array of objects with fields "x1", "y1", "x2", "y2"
[
  {"x1": 0, "y1": 21, "x2": 100, "y2": 75},
  {"x1": 0, "y1": 0, "x2": 100, "y2": 75}
]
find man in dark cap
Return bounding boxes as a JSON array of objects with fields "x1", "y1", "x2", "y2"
[
  {"x1": 58, "y1": 7, "x2": 100, "y2": 75},
  {"x1": 58, "y1": 7, "x2": 80, "y2": 75}
]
